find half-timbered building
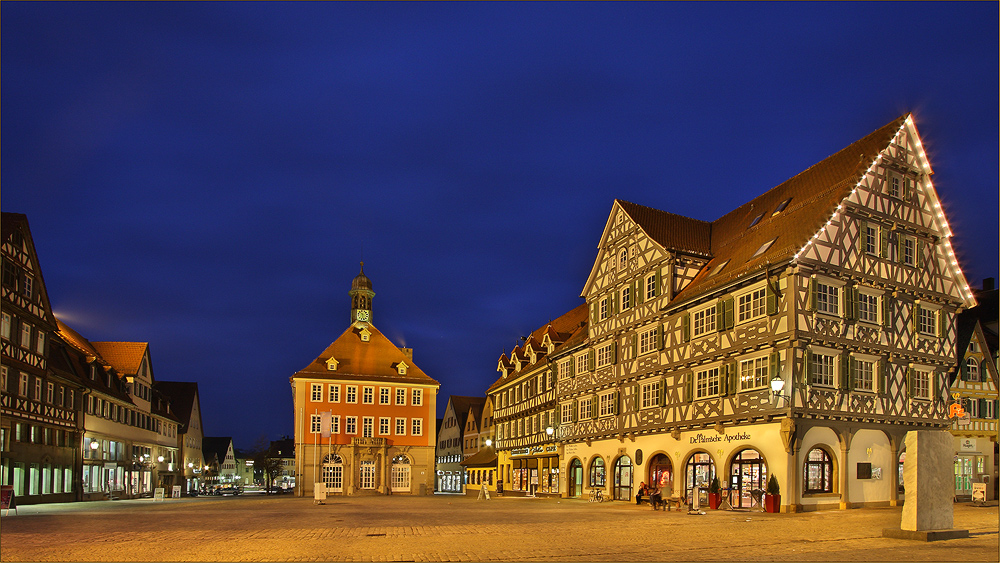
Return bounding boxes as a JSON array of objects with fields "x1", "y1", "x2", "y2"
[
  {"x1": 950, "y1": 280, "x2": 998, "y2": 500},
  {"x1": 435, "y1": 395, "x2": 485, "y2": 492},
  {"x1": 290, "y1": 264, "x2": 439, "y2": 497},
  {"x1": 556, "y1": 114, "x2": 977, "y2": 512},
  {"x1": 489, "y1": 304, "x2": 587, "y2": 496}
]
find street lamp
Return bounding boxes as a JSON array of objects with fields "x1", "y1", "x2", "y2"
[
  {"x1": 485, "y1": 438, "x2": 493, "y2": 448},
  {"x1": 157, "y1": 455, "x2": 165, "y2": 463},
  {"x1": 771, "y1": 375, "x2": 789, "y2": 402},
  {"x1": 545, "y1": 426, "x2": 554, "y2": 437}
]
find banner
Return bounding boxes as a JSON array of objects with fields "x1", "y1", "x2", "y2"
[{"x1": 321, "y1": 411, "x2": 332, "y2": 438}]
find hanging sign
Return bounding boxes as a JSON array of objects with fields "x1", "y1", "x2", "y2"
[{"x1": 0, "y1": 485, "x2": 14, "y2": 513}]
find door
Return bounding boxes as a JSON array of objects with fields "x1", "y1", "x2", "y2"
[
  {"x1": 322, "y1": 455, "x2": 343, "y2": 493},
  {"x1": 570, "y1": 459, "x2": 583, "y2": 497},
  {"x1": 391, "y1": 455, "x2": 411, "y2": 492},
  {"x1": 359, "y1": 461, "x2": 376, "y2": 489}
]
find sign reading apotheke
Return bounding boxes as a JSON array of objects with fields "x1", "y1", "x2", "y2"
[{"x1": 690, "y1": 431, "x2": 751, "y2": 444}]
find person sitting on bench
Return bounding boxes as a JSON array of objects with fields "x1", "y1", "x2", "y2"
[{"x1": 635, "y1": 482, "x2": 648, "y2": 505}]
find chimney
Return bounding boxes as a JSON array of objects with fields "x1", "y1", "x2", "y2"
[
  {"x1": 983, "y1": 278, "x2": 995, "y2": 291},
  {"x1": 401, "y1": 347, "x2": 413, "y2": 360}
]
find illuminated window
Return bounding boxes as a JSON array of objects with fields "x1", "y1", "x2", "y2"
[
  {"x1": 329, "y1": 384, "x2": 340, "y2": 403},
  {"x1": 738, "y1": 288, "x2": 767, "y2": 322},
  {"x1": 739, "y1": 357, "x2": 769, "y2": 391},
  {"x1": 380, "y1": 387, "x2": 390, "y2": 405},
  {"x1": 804, "y1": 448, "x2": 833, "y2": 493},
  {"x1": 1, "y1": 312, "x2": 10, "y2": 340}
]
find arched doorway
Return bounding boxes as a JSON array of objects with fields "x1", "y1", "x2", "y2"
[
  {"x1": 359, "y1": 460, "x2": 377, "y2": 490},
  {"x1": 322, "y1": 454, "x2": 344, "y2": 493},
  {"x1": 685, "y1": 452, "x2": 715, "y2": 504},
  {"x1": 730, "y1": 449, "x2": 767, "y2": 508},
  {"x1": 589, "y1": 457, "x2": 606, "y2": 492},
  {"x1": 647, "y1": 454, "x2": 673, "y2": 496},
  {"x1": 391, "y1": 454, "x2": 411, "y2": 492},
  {"x1": 613, "y1": 455, "x2": 633, "y2": 501},
  {"x1": 569, "y1": 459, "x2": 583, "y2": 498}
]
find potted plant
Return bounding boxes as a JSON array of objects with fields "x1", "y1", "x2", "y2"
[
  {"x1": 764, "y1": 474, "x2": 781, "y2": 513},
  {"x1": 708, "y1": 476, "x2": 721, "y2": 510}
]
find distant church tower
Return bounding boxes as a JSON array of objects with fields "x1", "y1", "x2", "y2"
[{"x1": 349, "y1": 262, "x2": 375, "y2": 324}]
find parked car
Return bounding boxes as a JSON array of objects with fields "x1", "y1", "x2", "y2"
[{"x1": 214, "y1": 486, "x2": 242, "y2": 496}]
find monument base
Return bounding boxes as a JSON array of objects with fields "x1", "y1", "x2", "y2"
[{"x1": 882, "y1": 528, "x2": 970, "y2": 542}]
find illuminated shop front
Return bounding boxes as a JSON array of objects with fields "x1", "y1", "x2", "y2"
[{"x1": 508, "y1": 445, "x2": 559, "y2": 496}]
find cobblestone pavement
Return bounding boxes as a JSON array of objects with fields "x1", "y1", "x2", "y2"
[{"x1": 1, "y1": 494, "x2": 996, "y2": 562}]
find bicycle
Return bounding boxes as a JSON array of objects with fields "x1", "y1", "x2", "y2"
[{"x1": 588, "y1": 488, "x2": 605, "y2": 503}]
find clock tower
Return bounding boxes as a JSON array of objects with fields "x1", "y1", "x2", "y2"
[{"x1": 349, "y1": 262, "x2": 375, "y2": 324}]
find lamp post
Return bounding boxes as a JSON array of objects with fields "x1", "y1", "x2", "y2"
[{"x1": 771, "y1": 374, "x2": 789, "y2": 404}]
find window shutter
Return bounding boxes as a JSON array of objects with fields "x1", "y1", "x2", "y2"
[
  {"x1": 724, "y1": 297, "x2": 735, "y2": 330},
  {"x1": 844, "y1": 285, "x2": 858, "y2": 322},
  {"x1": 806, "y1": 277, "x2": 817, "y2": 312},
  {"x1": 904, "y1": 177, "x2": 913, "y2": 199},
  {"x1": 917, "y1": 240, "x2": 925, "y2": 269},
  {"x1": 769, "y1": 350, "x2": 780, "y2": 382},
  {"x1": 682, "y1": 313, "x2": 691, "y2": 343},
  {"x1": 840, "y1": 352, "x2": 851, "y2": 391},
  {"x1": 961, "y1": 359, "x2": 969, "y2": 381},
  {"x1": 633, "y1": 384, "x2": 639, "y2": 411},
  {"x1": 611, "y1": 342, "x2": 618, "y2": 365},
  {"x1": 978, "y1": 398, "x2": 987, "y2": 419},
  {"x1": 572, "y1": 400, "x2": 578, "y2": 423},
  {"x1": 613, "y1": 390, "x2": 620, "y2": 415},
  {"x1": 880, "y1": 228, "x2": 889, "y2": 259},
  {"x1": 860, "y1": 220, "x2": 868, "y2": 253},
  {"x1": 728, "y1": 361, "x2": 737, "y2": 396},
  {"x1": 906, "y1": 368, "x2": 914, "y2": 398},
  {"x1": 634, "y1": 278, "x2": 642, "y2": 305},
  {"x1": 658, "y1": 378, "x2": 666, "y2": 406},
  {"x1": 878, "y1": 359, "x2": 888, "y2": 396},
  {"x1": 630, "y1": 332, "x2": 637, "y2": 357},
  {"x1": 716, "y1": 300, "x2": 725, "y2": 330},
  {"x1": 658, "y1": 323, "x2": 666, "y2": 350},
  {"x1": 685, "y1": 373, "x2": 694, "y2": 403},
  {"x1": 591, "y1": 301, "x2": 598, "y2": 325},
  {"x1": 912, "y1": 303, "x2": 921, "y2": 334},
  {"x1": 591, "y1": 395, "x2": 598, "y2": 419},
  {"x1": 569, "y1": 357, "x2": 576, "y2": 378},
  {"x1": 766, "y1": 280, "x2": 779, "y2": 316},
  {"x1": 802, "y1": 349, "x2": 812, "y2": 386},
  {"x1": 720, "y1": 363, "x2": 729, "y2": 397},
  {"x1": 882, "y1": 294, "x2": 892, "y2": 329},
  {"x1": 937, "y1": 309, "x2": 946, "y2": 338},
  {"x1": 654, "y1": 269, "x2": 661, "y2": 298}
]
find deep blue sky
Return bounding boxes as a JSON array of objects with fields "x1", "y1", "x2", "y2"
[{"x1": 3, "y1": 2, "x2": 997, "y2": 450}]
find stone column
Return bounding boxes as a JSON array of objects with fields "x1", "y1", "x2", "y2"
[
  {"x1": 888, "y1": 433, "x2": 900, "y2": 507},
  {"x1": 901, "y1": 430, "x2": 954, "y2": 531},
  {"x1": 838, "y1": 429, "x2": 853, "y2": 510}
]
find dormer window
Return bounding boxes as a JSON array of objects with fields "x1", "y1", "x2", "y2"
[
  {"x1": 773, "y1": 198, "x2": 792, "y2": 215},
  {"x1": 709, "y1": 260, "x2": 730, "y2": 277},
  {"x1": 326, "y1": 357, "x2": 339, "y2": 371},
  {"x1": 397, "y1": 361, "x2": 409, "y2": 375},
  {"x1": 749, "y1": 213, "x2": 764, "y2": 228},
  {"x1": 751, "y1": 238, "x2": 777, "y2": 259},
  {"x1": 359, "y1": 326, "x2": 371, "y2": 342}
]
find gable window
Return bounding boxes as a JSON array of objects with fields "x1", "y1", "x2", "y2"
[
  {"x1": 810, "y1": 353, "x2": 836, "y2": 387},
  {"x1": 965, "y1": 358, "x2": 980, "y2": 382},
  {"x1": 346, "y1": 416, "x2": 357, "y2": 435},
  {"x1": 640, "y1": 380, "x2": 660, "y2": 409},
  {"x1": 396, "y1": 388, "x2": 406, "y2": 405},
  {"x1": 21, "y1": 322, "x2": 31, "y2": 348},
  {"x1": 739, "y1": 357, "x2": 769, "y2": 391},
  {"x1": 638, "y1": 327, "x2": 658, "y2": 356},
  {"x1": 888, "y1": 172, "x2": 902, "y2": 198},
  {"x1": 737, "y1": 287, "x2": 767, "y2": 323},
  {"x1": 695, "y1": 367, "x2": 720, "y2": 399},
  {"x1": 46, "y1": 382, "x2": 54, "y2": 404},
  {"x1": 618, "y1": 249, "x2": 628, "y2": 270},
  {"x1": 380, "y1": 387, "x2": 390, "y2": 405},
  {"x1": 693, "y1": 306, "x2": 717, "y2": 337},
  {"x1": 599, "y1": 297, "x2": 609, "y2": 321},
  {"x1": 362, "y1": 386, "x2": 374, "y2": 404},
  {"x1": 346, "y1": 385, "x2": 358, "y2": 404},
  {"x1": 329, "y1": 385, "x2": 340, "y2": 403},
  {"x1": 621, "y1": 286, "x2": 631, "y2": 310},
  {"x1": 311, "y1": 383, "x2": 323, "y2": 402},
  {"x1": 863, "y1": 224, "x2": 878, "y2": 255},
  {"x1": 645, "y1": 273, "x2": 658, "y2": 300},
  {"x1": 412, "y1": 389, "x2": 423, "y2": 406},
  {"x1": 902, "y1": 237, "x2": 915, "y2": 266}
]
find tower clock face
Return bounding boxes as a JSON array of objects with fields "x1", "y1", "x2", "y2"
[{"x1": 356, "y1": 310, "x2": 370, "y2": 321}]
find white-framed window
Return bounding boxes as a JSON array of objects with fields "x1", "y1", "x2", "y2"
[
  {"x1": 561, "y1": 402, "x2": 574, "y2": 424},
  {"x1": 35, "y1": 332, "x2": 44, "y2": 355},
  {"x1": 558, "y1": 360, "x2": 571, "y2": 380},
  {"x1": 576, "y1": 354, "x2": 589, "y2": 374},
  {"x1": 379, "y1": 387, "x2": 390, "y2": 405},
  {"x1": 739, "y1": 356, "x2": 769, "y2": 391},
  {"x1": 579, "y1": 397, "x2": 593, "y2": 419},
  {"x1": 346, "y1": 385, "x2": 358, "y2": 403},
  {"x1": 598, "y1": 392, "x2": 616, "y2": 417},
  {"x1": 917, "y1": 307, "x2": 937, "y2": 336},
  {"x1": 911, "y1": 369, "x2": 931, "y2": 400},
  {"x1": 396, "y1": 388, "x2": 406, "y2": 405},
  {"x1": 362, "y1": 416, "x2": 374, "y2": 438},
  {"x1": 863, "y1": 224, "x2": 878, "y2": 255},
  {"x1": 888, "y1": 171, "x2": 902, "y2": 198},
  {"x1": 695, "y1": 367, "x2": 720, "y2": 399},
  {"x1": 854, "y1": 358, "x2": 875, "y2": 392},
  {"x1": 596, "y1": 343, "x2": 614, "y2": 367},
  {"x1": 411, "y1": 418, "x2": 423, "y2": 436},
  {"x1": 638, "y1": 327, "x2": 658, "y2": 356},
  {"x1": 645, "y1": 272, "x2": 657, "y2": 301},
  {"x1": 966, "y1": 358, "x2": 980, "y2": 382},
  {"x1": 329, "y1": 384, "x2": 340, "y2": 403},
  {"x1": 362, "y1": 386, "x2": 374, "y2": 404},
  {"x1": 21, "y1": 322, "x2": 31, "y2": 348},
  {"x1": 331, "y1": 415, "x2": 340, "y2": 435},
  {"x1": 693, "y1": 306, "x2": 716, "y2": 337},
  {"x1": 311, "y1": 383, "x2": 323, "y2": 402},
  {"x1": 379, "y1": 417, "x2": 390, "y2": 435},
  {"x1": 618, "y1": 249, "x2": 628, "y2": 270},
  {"x1": 815, "y1": 282, "x2": 839, "y2": 316},
  {"x1": 621, "y1": 286, "x2": 632, "y2": 310},
  {"x1": 640, "y1": 380, "x2": 660, "y2": 409},
  {"x1": 346, "y1": 416, "x2": 358, "y2": 435},
  {"x1": 737, "y1": 287, "x2": 767, "y2": 323},
  {"x1": 1, "y1": 312, "x2": 10, "y2": 340},
  {"x1": 858, "y1": 290, "x2": 880, "y2": 324},
  {"x1": 984, "y1": 401, "x2": 996, "y2": 419},
  {"x1": 902, "y1": 237, "x2": 915, "y2": 266},
  {"x1": 46, "y1": 382, "x2": 54, "y2": 404},
  {"x1": 310, "y1": 414, "x2": 322, "y2": 433},
  {"x1": 34, "y1": 379, "x2": 41, "y2": 401},
  {"x1": 811, "y1": 353, "x2": 836, "y2": 387},
  {"x1": 600, "y1": 297, "x2": 609, "y2": 320},
  {"x1": 412, "y1": 389, "x2": 423, "y2": 406},
  {"x1": 395, "y1": 417, "x2": 406, "y2": 435}
]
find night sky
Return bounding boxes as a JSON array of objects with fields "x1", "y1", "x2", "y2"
[{"x1": 3, "y1": 3, "x2": 997, "y2": 450}]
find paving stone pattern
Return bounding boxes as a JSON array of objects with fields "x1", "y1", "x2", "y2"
[{"x1": 1, "y1": 495, "x2": 997, "y2": 562}]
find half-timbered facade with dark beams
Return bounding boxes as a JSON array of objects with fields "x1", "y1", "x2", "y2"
[
  {"x1": 556, "y1": 114, "x2": 977, "y2": 512},
  {"x1": 488, "y1": 304, "x2": 587, "y2": 496},
  {"x1": 1, "y1": 212, "x2": 85, "y2": 504}
]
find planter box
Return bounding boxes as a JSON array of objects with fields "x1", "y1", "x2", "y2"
[
  {"x1": 764, "y1": 494, "x2": 781, "y2": 513},
  {"x1": 708, "y1": 492, "x2": 721, "y2": 509}
]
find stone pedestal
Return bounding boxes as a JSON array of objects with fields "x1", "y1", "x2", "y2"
[{"x1": 882, "y1": 430, "x2": 969, "y2": 542}]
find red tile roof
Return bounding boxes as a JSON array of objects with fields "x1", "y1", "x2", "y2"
[{"x1": 90, "y1": 341, "x2": 149, "y2": 376}]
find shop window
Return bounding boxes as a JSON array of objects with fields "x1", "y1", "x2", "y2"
[
  {"x1": 685, "y1": 452, "x2": 715, "y2": 503},
  {"x1": 804, "y1": 447, "x2": 834, "y2": 493},
  {"x1": 647, "y1": 454, "x2": 673, "y2": 494},
  {"x1": 589, "y1": 458, "x2": 606, "y2": 488},
  {"x1": 730, "y1": 449, "x2": 767, "y2": 509},
  {"x1": 613, "y1": 456, "x2": 633, "y2": 501}
]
